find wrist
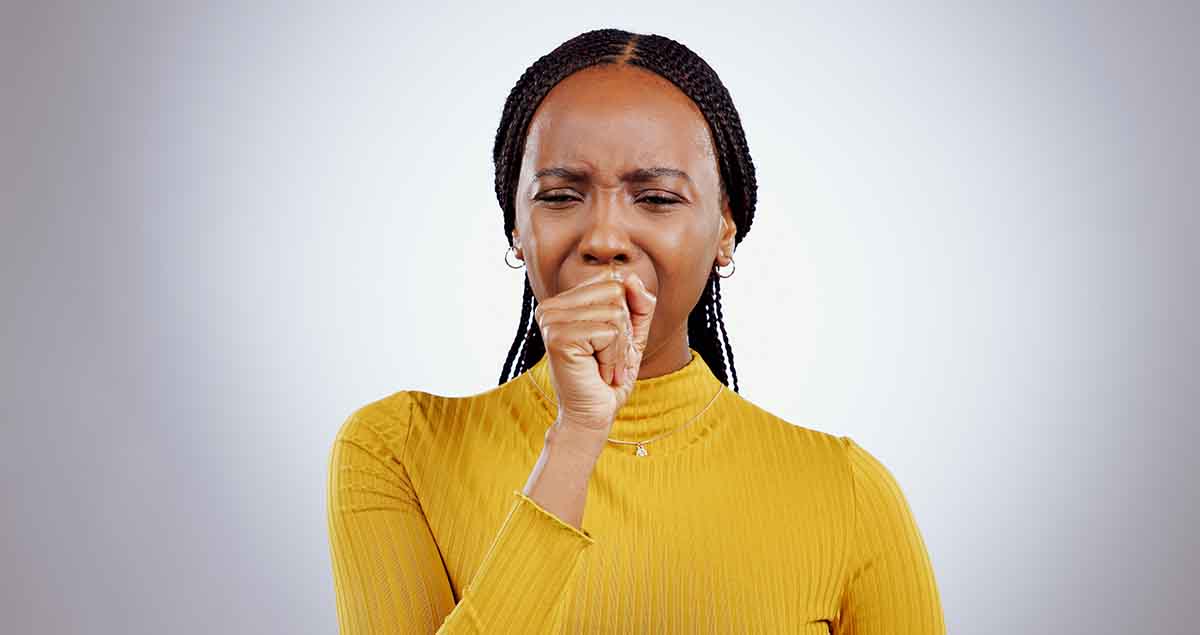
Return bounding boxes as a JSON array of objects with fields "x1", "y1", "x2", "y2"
[{"x1": 545, "y1": 417, "x2": 609, "y2": 460}]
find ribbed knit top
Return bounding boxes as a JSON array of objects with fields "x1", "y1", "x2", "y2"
[{"x1": 327, "y1": 348, "x2": 945, "y2": 633}]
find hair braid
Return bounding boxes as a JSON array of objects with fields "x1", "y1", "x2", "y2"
[
  {"x1": 710, "y1": 272, "x2": 739, "y2": 392},
  {"x1": 494, "y1": 29, "x2": 757, "y2": 389},
  {"x1": 499, "y1": 275, "x2": 538, "y2": 384}
]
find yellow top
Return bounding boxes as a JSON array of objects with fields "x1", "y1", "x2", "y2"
[{"x1": 327, "y1": 348, "x2": 945, "y2": 633}]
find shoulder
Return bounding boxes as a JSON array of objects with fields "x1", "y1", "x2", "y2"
[
  {"x1": 838, "y1": 435, "x2": 891, "y2": 475},
  {"x1": 730, "y1": 398, "x2": 916, "y2": 525},
  {"x1": 715, "y1": 392, "x2": 913, "y2": 504},
  {"x1": 837, "y1": 435, "x2": 906, "y2": 496},
  {"x1": 837, "y1": 435, "x2": 925, "y2": 533},
  {"x1": 722, "y1": 390, "x2": 897, "y2": 477},
  {"x1": 331, "y1": 380, "x2": 520, "y2": 460},
  {"x1": 331, "y1": 390, "x2": 421, "y2": 462},
  {"x1": 720, "y1": 388, "x2": 852, "y2": 469},
  {"x1": 720, "y1": 392, "x2": 920, "y2": 521}
]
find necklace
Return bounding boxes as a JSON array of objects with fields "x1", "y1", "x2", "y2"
[{"x1": 525, "y1": 370, "x2": 724, "y2": 457}]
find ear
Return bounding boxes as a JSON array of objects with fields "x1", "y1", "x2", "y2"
[
  {"x1": 715, "y1": 197, "x2": 737, "y2": 266},
  {"x1": 511, "y1": 230, "x2": 524, "y2": 260}
]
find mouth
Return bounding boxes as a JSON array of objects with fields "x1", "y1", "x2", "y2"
[{"x1": 563, "y1": 264, "x2": 654, "y2": 296}]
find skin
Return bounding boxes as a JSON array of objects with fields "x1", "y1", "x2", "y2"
[{"x1": 511, "y1": 63, "x2": 737, "y2": 381}]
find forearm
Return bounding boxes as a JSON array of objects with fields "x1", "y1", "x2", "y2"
[{"x1": 522, "y1": 417, "x2": 607, "y2": 530}]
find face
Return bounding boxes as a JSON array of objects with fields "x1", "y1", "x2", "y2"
[{"x1": 511, "y1": 63, "x2": 737, "y2": 358}]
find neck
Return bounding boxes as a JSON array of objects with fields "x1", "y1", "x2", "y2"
[
  {"x1": 635, "y1": 327, "x2": 692, "y2": 380},
  {"x1": 524, "y1": 342, "x2": 726, "y2": 452}
]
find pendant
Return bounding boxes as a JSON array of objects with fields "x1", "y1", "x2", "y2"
[{"x1": 635, "y1": 443, "x2": 648, "y2": 457}]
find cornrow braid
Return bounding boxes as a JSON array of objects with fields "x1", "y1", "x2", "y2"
[{"x1": 494, "y1": 28, "x2": 757, "y2": 390}]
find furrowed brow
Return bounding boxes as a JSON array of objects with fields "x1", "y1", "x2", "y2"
[
  {"x1": 621, "y1": 167, "x2": 692, "y2": 183},
  {"x1": 531, "y1": 167, "x2": 587, "y2": 183},
  {"x1": 530, "y1": 166, "x2": 692, "y2": 184}
]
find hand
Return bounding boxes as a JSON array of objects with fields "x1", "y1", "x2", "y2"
[{"x1": 533, "y1": 265, "x2": 657, "y2": 437}]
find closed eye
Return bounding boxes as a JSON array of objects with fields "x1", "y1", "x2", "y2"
[
  {"x1": 534, "y1": 193, "x2": 581, "y2": 207},
  {"x1": 640, "y1": 195, "x2": 681, "y2": 206},
  {"x1": 533, "y1": 193, "x2": 682, "y2": 207}
]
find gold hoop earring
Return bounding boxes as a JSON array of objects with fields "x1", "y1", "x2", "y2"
[
  {"x1": 505, "y1": 245, "x2": 526, "y2": 269},
  {"x1": 713, "y1": 257, "x2": 735, "y2": 279}
]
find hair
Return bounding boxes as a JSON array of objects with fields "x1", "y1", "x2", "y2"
[{"x1": 493, "y1": 28, "x2": 758, "y2": 392}]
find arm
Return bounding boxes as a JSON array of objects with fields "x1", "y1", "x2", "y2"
[
  {"x1": 326, "y1": 395, "x2": 597, "y2": 634},
  {"x1": 834, "y1": 436, "x2": 946, "y2": 634}
]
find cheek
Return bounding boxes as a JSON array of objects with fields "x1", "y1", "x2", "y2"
[
  {"x1": 652, "y1": 252, "x2": 713, "y2": 324},
  {"x1": 524, "y1": 220, "x2": 577, "y2": 297},
  {"x1": 661, "y1": 234, "x2": 716, "y2": 280},
  {"x1": 646, "y1": 216, "x2": 718, "y2": 291}
]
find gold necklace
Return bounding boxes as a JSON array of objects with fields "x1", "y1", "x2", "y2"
[{"x1": 526, "y1": 371, "x2": 724, "y2": 457}]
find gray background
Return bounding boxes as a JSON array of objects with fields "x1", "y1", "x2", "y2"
[{"x1": 2, "y1": 2, "x2": 1197, "y2": 633}]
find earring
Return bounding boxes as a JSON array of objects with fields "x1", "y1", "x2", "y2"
[
  {"x1": 713, "y1": 257, "x2": 735, "y2": 279},
  {"x1": 505, "y1": 245, "x2": 526, "y2": 269}
]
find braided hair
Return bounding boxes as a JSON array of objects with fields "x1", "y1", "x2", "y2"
[{"x1": 493, "y1": 29, "x2": 758, "y2": 392}]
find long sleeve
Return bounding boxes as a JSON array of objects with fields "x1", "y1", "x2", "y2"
[
  {"x1": 834, "y1": 436, "x2": 945, "y2": 634},
  {"x1": 326, "y1": 393, "x2": 596, "y2": 634}
]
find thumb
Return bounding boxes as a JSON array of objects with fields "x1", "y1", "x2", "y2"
[{"x1": 622, "y1": 273, "x2": 656, "y2": 351}]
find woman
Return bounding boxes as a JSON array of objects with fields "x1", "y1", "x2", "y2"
[{"x1": 327, "y1": 28, "x2": 945, "y2": 634}]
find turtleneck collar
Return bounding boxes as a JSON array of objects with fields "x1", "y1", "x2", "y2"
[{"x1": 523, "y1": 347, "x2": 728, "y2": 456}]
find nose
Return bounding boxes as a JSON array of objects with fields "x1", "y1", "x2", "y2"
[{"x1": 578, "y1": 192, "x2": 634, "y2": 266}]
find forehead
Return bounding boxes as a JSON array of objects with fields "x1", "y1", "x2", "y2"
[{"x1": 523, "y1": 64, "x2": 718, "y2": 174}]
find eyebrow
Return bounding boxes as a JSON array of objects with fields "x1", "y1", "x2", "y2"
[{"x1": 531, "y1": 166, "x2": 693, "y2": 184}]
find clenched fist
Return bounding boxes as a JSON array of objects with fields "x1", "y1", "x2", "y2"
[{"x1": 534, "y1": 265, "x2": 657, "y2": 435}]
